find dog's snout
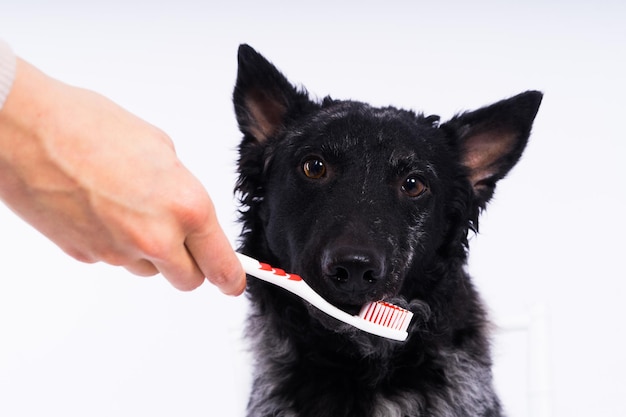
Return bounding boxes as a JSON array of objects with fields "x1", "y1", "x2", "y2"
[{"x1": 322, "y1": 247, "x2": 385, "y2": 294}]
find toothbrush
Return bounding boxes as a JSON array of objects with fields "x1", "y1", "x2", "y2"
[{"x1": 236, "y1": 253, "x2": 413, "y2": 341}]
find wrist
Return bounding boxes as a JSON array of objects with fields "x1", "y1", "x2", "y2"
[
  {"x1": 0, "y1": 57, "x2": 62, "y2": 144},
  {"x1": 0, "y1": 56, "x2": 68, "y2": 202}
]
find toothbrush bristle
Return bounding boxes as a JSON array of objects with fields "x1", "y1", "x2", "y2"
[{"x1": 358, "y1": 301, "x2": 413, "y2": 333}]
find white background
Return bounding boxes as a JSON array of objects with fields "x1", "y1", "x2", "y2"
[{"x1": 1, "y1": 1, "x2": 625, "y2": 416}]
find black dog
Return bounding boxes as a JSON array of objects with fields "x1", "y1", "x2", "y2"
[{"x1": 233, "y1": 44, "x2": 541, "y2": 417}]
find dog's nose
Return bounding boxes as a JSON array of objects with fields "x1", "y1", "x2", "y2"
[{"x1": 322, "y1": 247, "x2": 384, "y2": 294}]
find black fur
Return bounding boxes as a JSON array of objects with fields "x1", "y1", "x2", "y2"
[{"x1": 233, "y1": 44, "x2": 542, "y2": 417}]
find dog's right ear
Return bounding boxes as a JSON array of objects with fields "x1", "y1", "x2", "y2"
[{"x1": 233, "y1": 44, "x2": 314, "y2": 144}]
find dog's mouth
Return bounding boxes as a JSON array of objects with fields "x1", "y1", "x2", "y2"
[
  {"x1": 304, "y1": 295, "x2": 420, "y2": 340},
  {"x1": 287, "y1": 250, "x2": 409, "y2": 334}
]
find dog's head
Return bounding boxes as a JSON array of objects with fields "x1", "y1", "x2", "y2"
[{"x1": 234, "y1": 44, "x2": 541, "y2": 329}]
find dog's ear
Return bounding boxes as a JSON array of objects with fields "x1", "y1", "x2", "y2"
[
  {"x1": 442, "y1": 91, "x2": 542, "y2": 205},
  {"x1": 233, "y1": 44, "x2": 314, "y2": 143}
]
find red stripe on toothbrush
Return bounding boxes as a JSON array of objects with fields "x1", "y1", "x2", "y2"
[
  {"x1": 387, "y1": 309, "x2": 398, "y2": 327},
  {"x1": 382, "y1": 307, "x2": 392, "y2": 326},
  {"x1": 366, "y1": 303, "x2": 375, "y2": 321},
  {"x1": 398, "y1": 312, "x2": 408, "y2": 329},
  {"x1": 393, "y1": 309, "x2": 404, "y2": 328},
  {"x1": 372, "y1": 303, "x2": 383, "y2": 324},
  {"x1": 366, "y1": 303, "x2": 376, "y2": 321},
  {"x1": 397, "y1": 312, "x2": 409, "y2": 330},
  {"x1": 392, "y1": 311, "x2": 405, "y2": 330}
]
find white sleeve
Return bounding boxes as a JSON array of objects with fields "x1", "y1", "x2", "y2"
[{"x1": 0, "y1": 40, "x2": 17, "y2": 110}]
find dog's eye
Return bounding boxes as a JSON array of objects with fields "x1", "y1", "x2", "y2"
[
  {"x1": 401, "y1": 175, "x2": 427, "y2": 197},
  {"x1": 302, "y1": 158, "x2": 327, "y2": 179}
]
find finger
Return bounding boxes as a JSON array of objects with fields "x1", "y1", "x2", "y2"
[
  {"x1": 152, "y1": 246, "x2": 206, "y2": 291},
  {"x1": 185, "y1": 224, "x2": 246, "y2": 296},
  {"x1": 123, "y1": 259, "x2": 159, "y2": 277}
]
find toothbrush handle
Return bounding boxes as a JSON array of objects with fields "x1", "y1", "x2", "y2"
[
  {"x1": 236, "y1": 253, "x2": 342, "y2": 318},
  {"x1": 236, "y1": 252, "x2": 409, "y2": 341}
]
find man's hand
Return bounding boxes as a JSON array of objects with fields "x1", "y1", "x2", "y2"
[{"x1": 0, "y1": 58, "x2": 245, "y2": 294}]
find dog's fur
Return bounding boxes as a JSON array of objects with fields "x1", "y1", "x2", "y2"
[{"x1": 233, "y1": 44, "x2": 542, "y2": 417}]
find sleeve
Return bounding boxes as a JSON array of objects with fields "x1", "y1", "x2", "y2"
[{"x1": 0, "y1": 40, "x2": 17, "y2": 110}]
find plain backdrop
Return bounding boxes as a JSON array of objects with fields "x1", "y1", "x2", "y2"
[{"x1": 1, "y1": 1, "x2": 625, "y2": 416}]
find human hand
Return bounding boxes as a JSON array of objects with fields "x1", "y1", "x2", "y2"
[{"x1": 0, "y1": 58, "x2": 245, "y2": 294}]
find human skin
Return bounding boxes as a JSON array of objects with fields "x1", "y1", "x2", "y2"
[{"x1": 0, "y1": 58, "x2": 245, "y2": 294}]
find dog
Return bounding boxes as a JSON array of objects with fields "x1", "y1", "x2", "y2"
[{"x1": 233, "y1": 44, "x2": 542, "y2": 417}]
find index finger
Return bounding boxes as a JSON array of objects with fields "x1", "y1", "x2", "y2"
[{"x1": 185, "y1": 223, "x2": 246, "y2": 296}]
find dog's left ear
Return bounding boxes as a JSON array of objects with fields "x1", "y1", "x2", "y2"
[
  {"x1": 233, "y1": 44, "x2": 314, "y2": 144},
  {"x1": 441, "y1": 91, "x2": 543, "y2": 205}
]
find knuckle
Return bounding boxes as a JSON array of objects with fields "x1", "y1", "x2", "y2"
[
  {"x1": 172, "y1": 278, "x2": 203, "y2": 292},
  {"x1": 66, "y1": 248, "x2": 97, "y2": 264},
  {"x1": 162, "y1": 268, "x2": 204, "y2": 292},
  {"x1": 123, "y1": 226, "x2": 176, "y2": 263},
  {"x1": 172, "y1": 189, "x2": 214, "y2": 229},
  {"x1": 97, "y1": 249, "x2": 130, "y2": 266},
  {"x1": 155, "y1": 128, "x2": 175, "y2": 149},
  {"x1": 63, "y1": 243, "x2": 121, "y2": 265},
  {"x1": 125, "y1": 260, "x2": 159, "y2": 277}
]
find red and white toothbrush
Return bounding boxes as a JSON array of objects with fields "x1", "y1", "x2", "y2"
[{"x1": 236, "y1": 253, "x2": 413, "y2": 341}]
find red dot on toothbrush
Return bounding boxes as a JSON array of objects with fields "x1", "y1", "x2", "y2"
[
  {"x1": 273, "y1": 268, "x2": 287, "y2": 276},
  {"x1": 288, "y1": 274, "x2": 302, "y2": 281},
  {"x1": 259, "y1": 263, "x2": 273, "y2": 271}
]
